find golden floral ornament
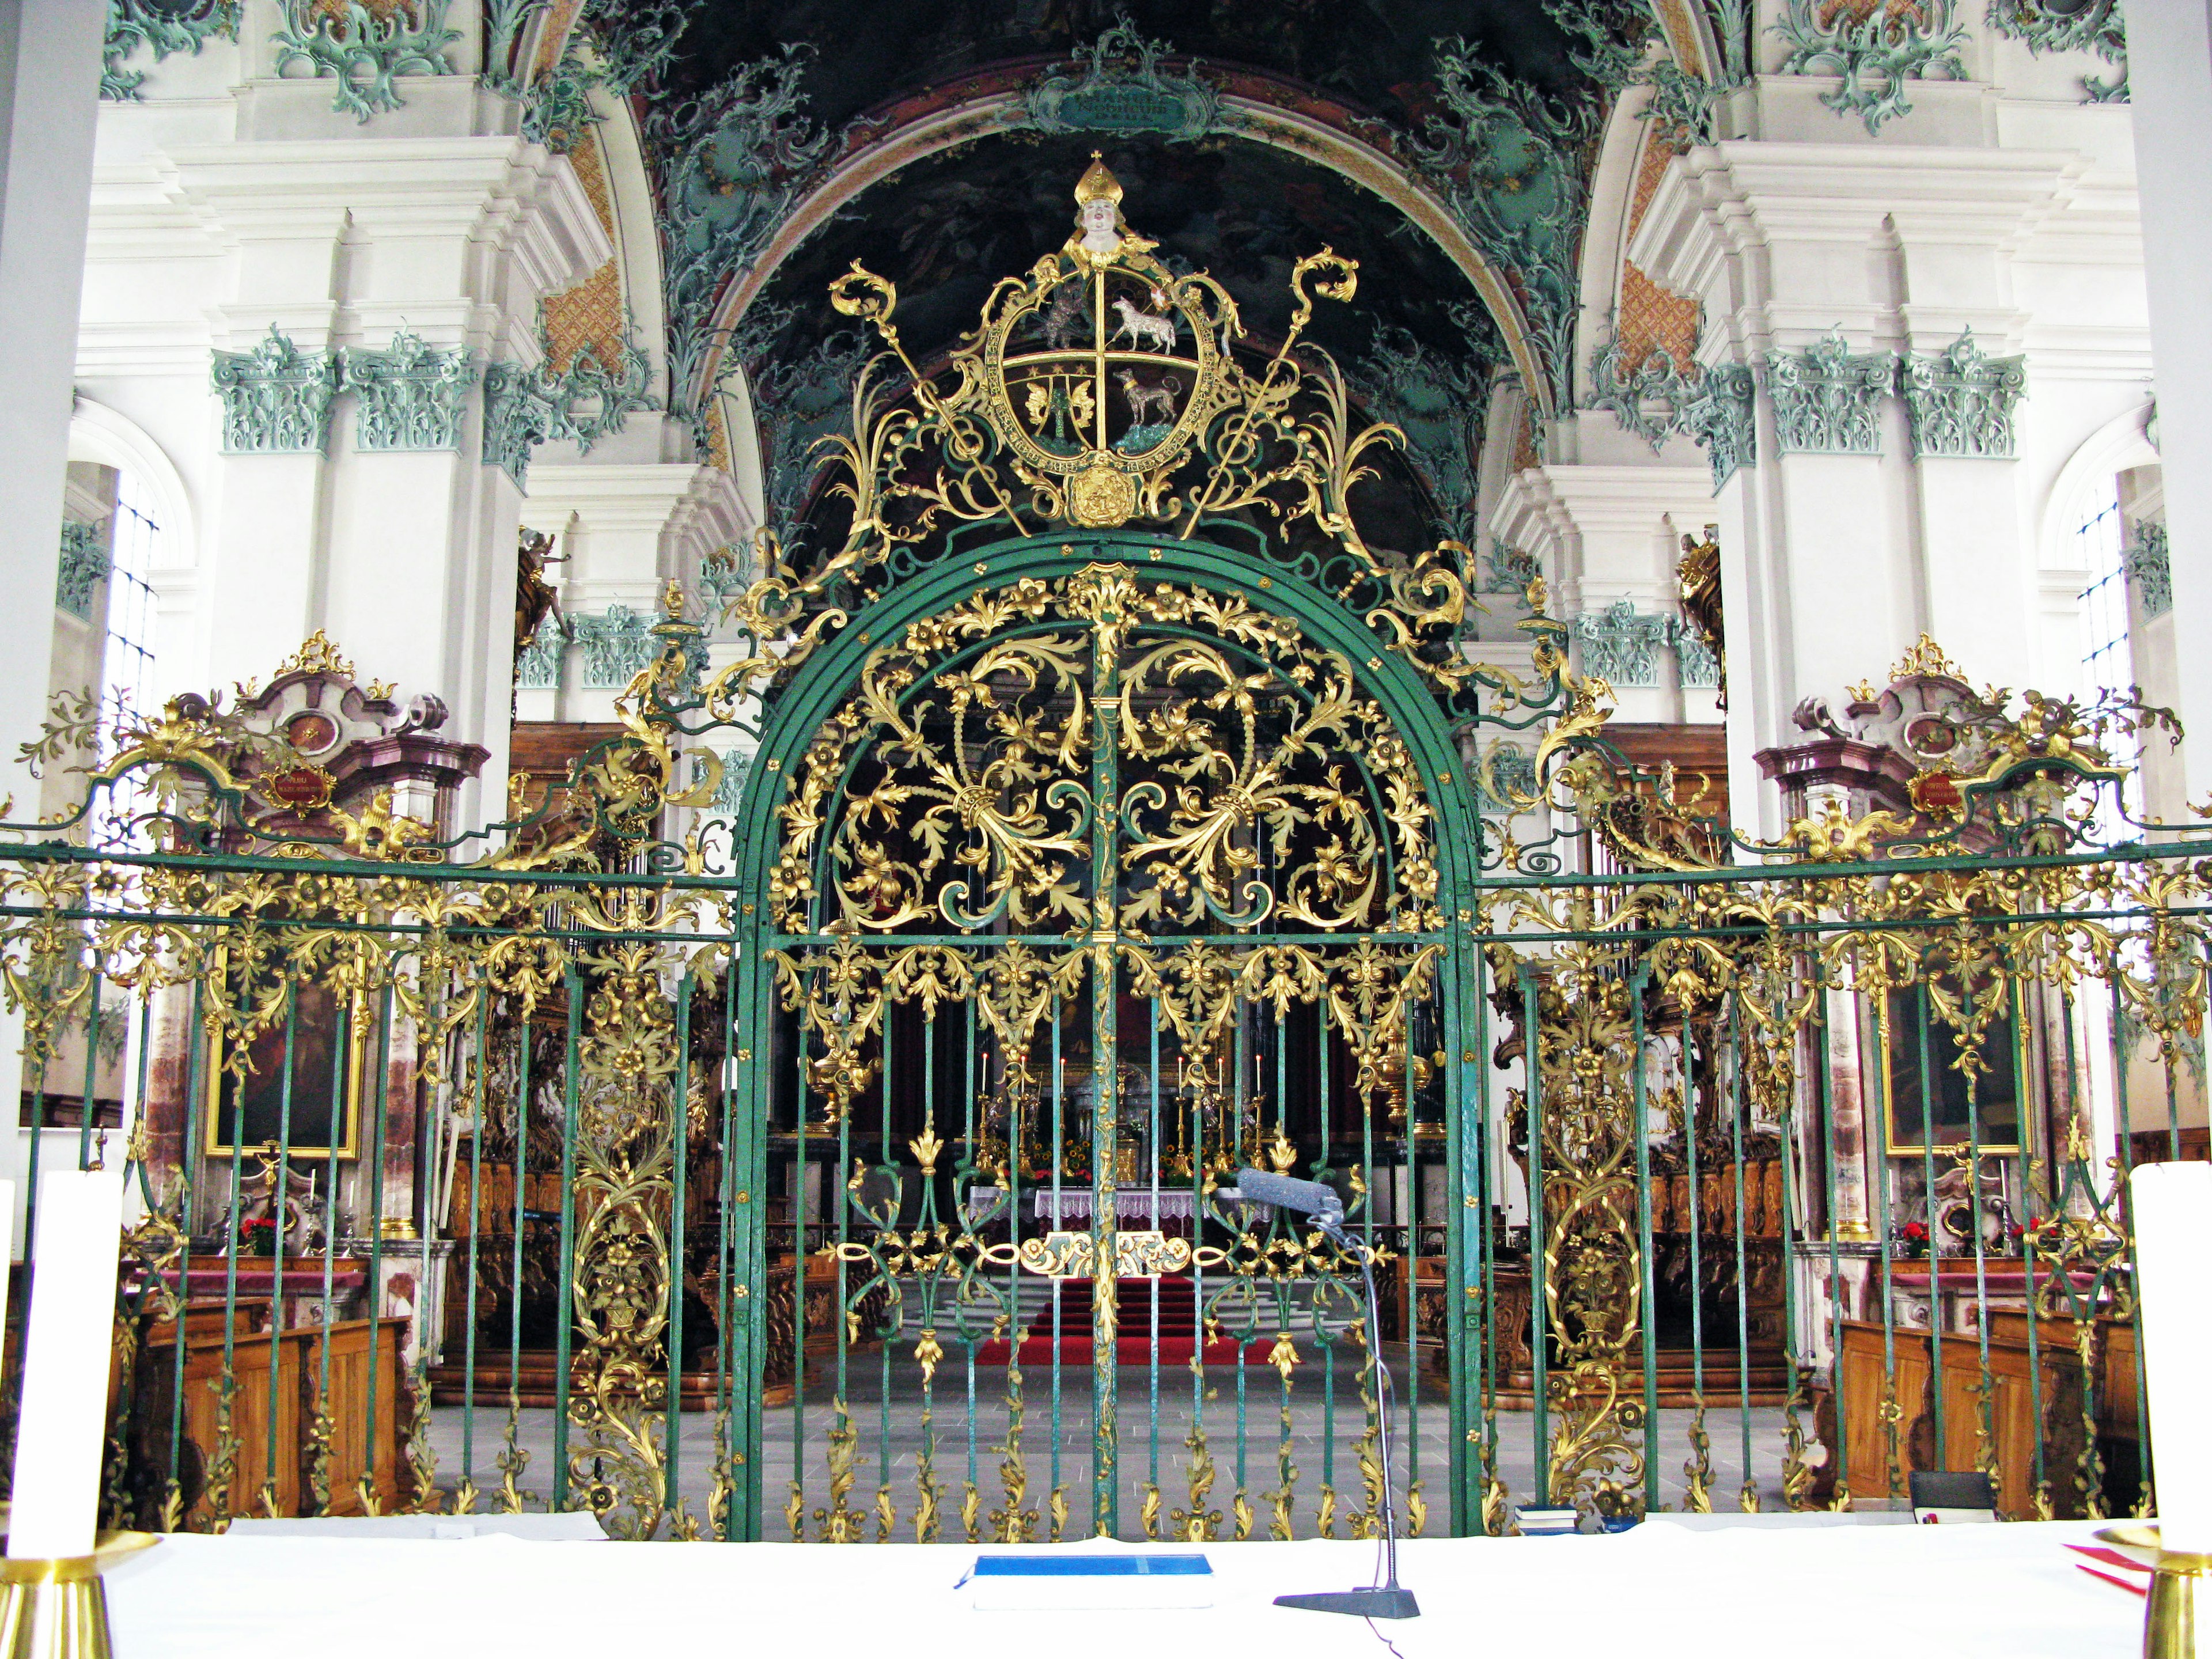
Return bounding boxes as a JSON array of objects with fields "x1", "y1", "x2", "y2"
[
  {"x1": 1891, "y1": 632, "x2": 1964, "y2": 682},
  {"x1": 1776, "y1": 796, "x2": 1915, "y2": 862},
  {"x1": 275, "y1": 630, "x2": 357, "y2": 680}
]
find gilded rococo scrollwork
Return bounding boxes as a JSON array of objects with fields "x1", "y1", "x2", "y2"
[{"x1": 1, "y1": 158, "x2": 2203, "y2": 1552}]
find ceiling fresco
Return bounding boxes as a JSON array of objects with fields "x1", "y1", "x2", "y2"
[
  {"x1": 743, "y1": 134, "x2": 1499, "y2": 375},
  {"x1": 573, "y1": 0, "x2": 1663, "y2": 548},
  {"x1": 662, "y1": 0, "x2": 1593, "y2": 128}
]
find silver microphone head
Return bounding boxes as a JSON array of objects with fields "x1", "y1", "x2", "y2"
[{"x1": 1232, "y1": 1168, "x2": 1344, "y2": 1222}]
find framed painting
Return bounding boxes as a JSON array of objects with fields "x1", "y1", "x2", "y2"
[
  {"x1": 204, "y1": 976, "x2": 363, "y2": 1161},
  {"x1": 1880, "y1": 986, "x2": 2023, "y2": 1156}
]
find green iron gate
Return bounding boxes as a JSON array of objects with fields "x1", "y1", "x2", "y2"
[{"x1": 719, "y1": 533, "x2": 1493, "y2": 1541}]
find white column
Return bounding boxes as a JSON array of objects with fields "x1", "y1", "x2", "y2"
[
  {"x1": 2130, "y1": 2, "x2": 2212, "y2": 800},
  {"x1": 0, "y1": 0, "x2": 104, "y2": 779},
  {"x1": 0, "y1": 0, "x2": 105, "y2": 1258},
  {"x1": 1709, "y1": 465, "x2": 1779, "y2": 839},
  {"x1": 1489, "y1": 464, "x2": 1718, "y2": 727},
  {"x1": 519, "y1": 463, "x2": 747, "y2": 724},
  {"x1": 86, "y1": 137, "x2": 609, "y2": 833},
  {"x1": 1633, "y1": 138, "x2": 2139, "y2": 833}
]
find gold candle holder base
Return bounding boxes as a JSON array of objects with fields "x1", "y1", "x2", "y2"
[
  {"x1": 2098, "y1": 1524, "x2": 2210, "y2": 1659},
  {"x1": 0, "y1": 1533, "x2": 157, "y2": 1659}
]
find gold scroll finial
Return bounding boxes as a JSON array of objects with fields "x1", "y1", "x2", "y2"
[
  {"x1": 1891, "y1": 633, "x2": 1964, "y2": 683},
  {"x1": 1075, "y1": 151, "x2": 1123, "y2": 207},
  {"x1": 276, "y1": 630, "x2": 355, "y2": 680}
]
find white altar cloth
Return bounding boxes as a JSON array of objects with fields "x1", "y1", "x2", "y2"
[
  {"x1": 105, "y1": 1518, "x2": 2138, "y2": 1659},
  {"x1": 961, "y1": 1185, "x2": 1200, "y2": 1226}
]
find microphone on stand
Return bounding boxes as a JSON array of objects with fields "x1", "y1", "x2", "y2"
[
  {"x1": 1225, "y1": 1168, "x2": 1421, "y2": 1622},
  {"x1": 1226, "y1": 1168, "x2": 1344, "y2": 1229}
]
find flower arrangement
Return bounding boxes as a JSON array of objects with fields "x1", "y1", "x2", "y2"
[
  {"x1": 1895, "y1": 1221, "x2": 1930, "y2": 1259},
  {"x1": 238, "y1": 1216, "x2": 278, "y2": 1256}
]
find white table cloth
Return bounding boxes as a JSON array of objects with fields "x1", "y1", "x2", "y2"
[
  {"x1": 107, "y1": 1518, "x2": 2141, "y2": 1659},
  {"x1": 960, "y1": 1186, "x2": 1200, "y2": 1226}
]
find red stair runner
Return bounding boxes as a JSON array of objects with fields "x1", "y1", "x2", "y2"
[{"x1": 974, "y1": 1275, "x2": 1281, "y2": 1368}]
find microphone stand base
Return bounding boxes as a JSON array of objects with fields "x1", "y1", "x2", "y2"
[{"x1": 1274, "y1": 1588, "x2": 1421, "y2": 1621}]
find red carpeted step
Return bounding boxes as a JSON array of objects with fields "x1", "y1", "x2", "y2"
[
  {"x1": 972, "y1": 1336, "x2": 1281, "y2": 1368},
  {"x1": 974, "y1": 1277, "x2": 1285, "y2": 1367}
]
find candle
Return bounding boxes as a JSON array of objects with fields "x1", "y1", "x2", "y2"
[
  {"x1": 6, "y1": 1169, "x2": 124, "y2": 1559},
  {"x1": 2131, "y1": 1161, "x2": 2212, "y2": 1553}
]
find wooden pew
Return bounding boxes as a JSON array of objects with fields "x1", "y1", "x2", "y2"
[{"x1": 134, "y1": 1311, "x2": 409, "y2": 1524}]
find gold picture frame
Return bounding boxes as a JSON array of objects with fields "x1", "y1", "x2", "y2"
[
  {"x1": 203, "y1": 973, "x2": 366, "y2": 1162},
  {"x1": 1879, "y1": 984, "x2": 2024, "y2": 1156}
]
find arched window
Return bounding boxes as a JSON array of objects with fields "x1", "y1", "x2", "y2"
[
  {"x1": 2075, "y1": 472, "x2": 2138, "y2": 834},
  {"x1": 103, "y1": 472, "x2": 160, "y2": 759}
]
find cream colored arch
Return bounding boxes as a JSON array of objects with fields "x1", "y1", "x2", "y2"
[
  {"x1": 2042, "y1": 402, "x2": 2158, "y2": 575},
  {"x1": 1575, "y1": 88, "x2": 1661, "y2": 406},
  {"x1": 67, "y1": 397, "x2": 195, "y2": 574},
  {"x1": 589, "y1": 79, "x2": 669, "y2": 387}
]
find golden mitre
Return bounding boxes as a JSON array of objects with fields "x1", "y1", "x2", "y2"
[
  {"x1": 1075, "y1": 151, "x2": 1123, "y2": 207},
  {"x1": 1066, "y1": 153, "x2": 1153, "y2": 268}
]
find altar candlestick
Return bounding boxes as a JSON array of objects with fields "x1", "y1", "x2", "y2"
[
  {"x1": 6, "y1": 1169, "x2": 124, "y2": 1559},
  {"x1": 2131, "y1": 1161, "x2": 2212, "y2": 1554}
]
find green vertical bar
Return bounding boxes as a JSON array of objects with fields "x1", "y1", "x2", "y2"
[
  {"x1": 1520, "y1": 965, "x2": 1547, "y2": 1506},
  {"x1": 1775, "y1": 990, "x2": 1806, "y2": 1510},
  {"x1": 2013, "y1": 980, "x2": 2047, "y2": 1511},
  {"x1": 832, "y1": 991, "x2": 854, "y2": 1519},
  {"x1": 1869, "y1": 992, "x2": 1900, "y2": 1503},
  {"x1": 790, "y1": 997, "x2": 809, "y2": 1533},
  {"x1": 1916, "y1": 984, "x2": 1946, "y2": 1467},
  {"x1": 965, "y1": 997, "x2": 980, "y2": 1509},
  {"x1": 1400, "y1": 990, "x2": 1420, "y2": 1536},
  {"x1": 1317, "y1": 1000, "x2": 1335, "y2": 1514},
  {"x1": 1964, "y1": 976, "x2": 1994, "y2": 1505},
  {"x1": 363, "y1": 981, "x2": 396, "y2": 1513},
  {"x1": 1445, "y1": 945, "x2": 1471, "y2": 1533},
  {"x1": 552, "y1": 966, "x2": 581, "y2": 1509},
  {"x1": 919, "y1": 999, "x2": 937, "y2": 1542},
  {"x1": 666, "y1": 972, "x2": 692, "y2": 1514},
  {"x1": 266, "y1": 991, "x2": 298, "y2": 1512},
  {"x1": 1631, "y1": 964, "x2": 1659, "y2": 1515},
  {"x1": 1684, "y1": 1012, "x2": 1706, "y2": 1484},
  {"x1": 1147, "y1": 998, "x2": 1162, "y2": 1500},
  {"x1": 1048, "y1": 1003, "x2": 1062, "y2": 1513},
  {"x1": 313, "y1": 982, "x2": 348, "y2": 1515},
  {"x1": 1728, "y1": 1001, "x2": 1752, "y2": 1506},
  {"x1": 460, "y1": 994, "x2": 489, "y2": 1486},
  {"x1": 714, "y1": 950, "x2": 743, "y2": 1539},
  {"x1": 166, "y1": 978, "x2": 207, "y2": 1521},
  {"x1": 507, "y1": 995, "x2": 533, "y2": 1511},
  {"x1": 1814, "y1": 988, "x2": 1851, "y2": 1504},
  {"x1": 1088, "y1": 620, "x2": 1122, "y2": 1538},
  {"x1": 878, "y1": 993, "x2": 894, "y2": 1521},
  {"x1": 1476, "y1": 948, "x2": 1502, "y2": 1532},
  {"x1": 2110, "y1": 976, "x2": 2151, "y2": 1516},
  {"x1": 75, "y1": 952, "x2": 101, "y2": 1172}
]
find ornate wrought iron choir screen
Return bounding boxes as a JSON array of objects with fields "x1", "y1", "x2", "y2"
[{"x1": 0, "y1": 164, "x2": 2195, "y2": 1543}]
